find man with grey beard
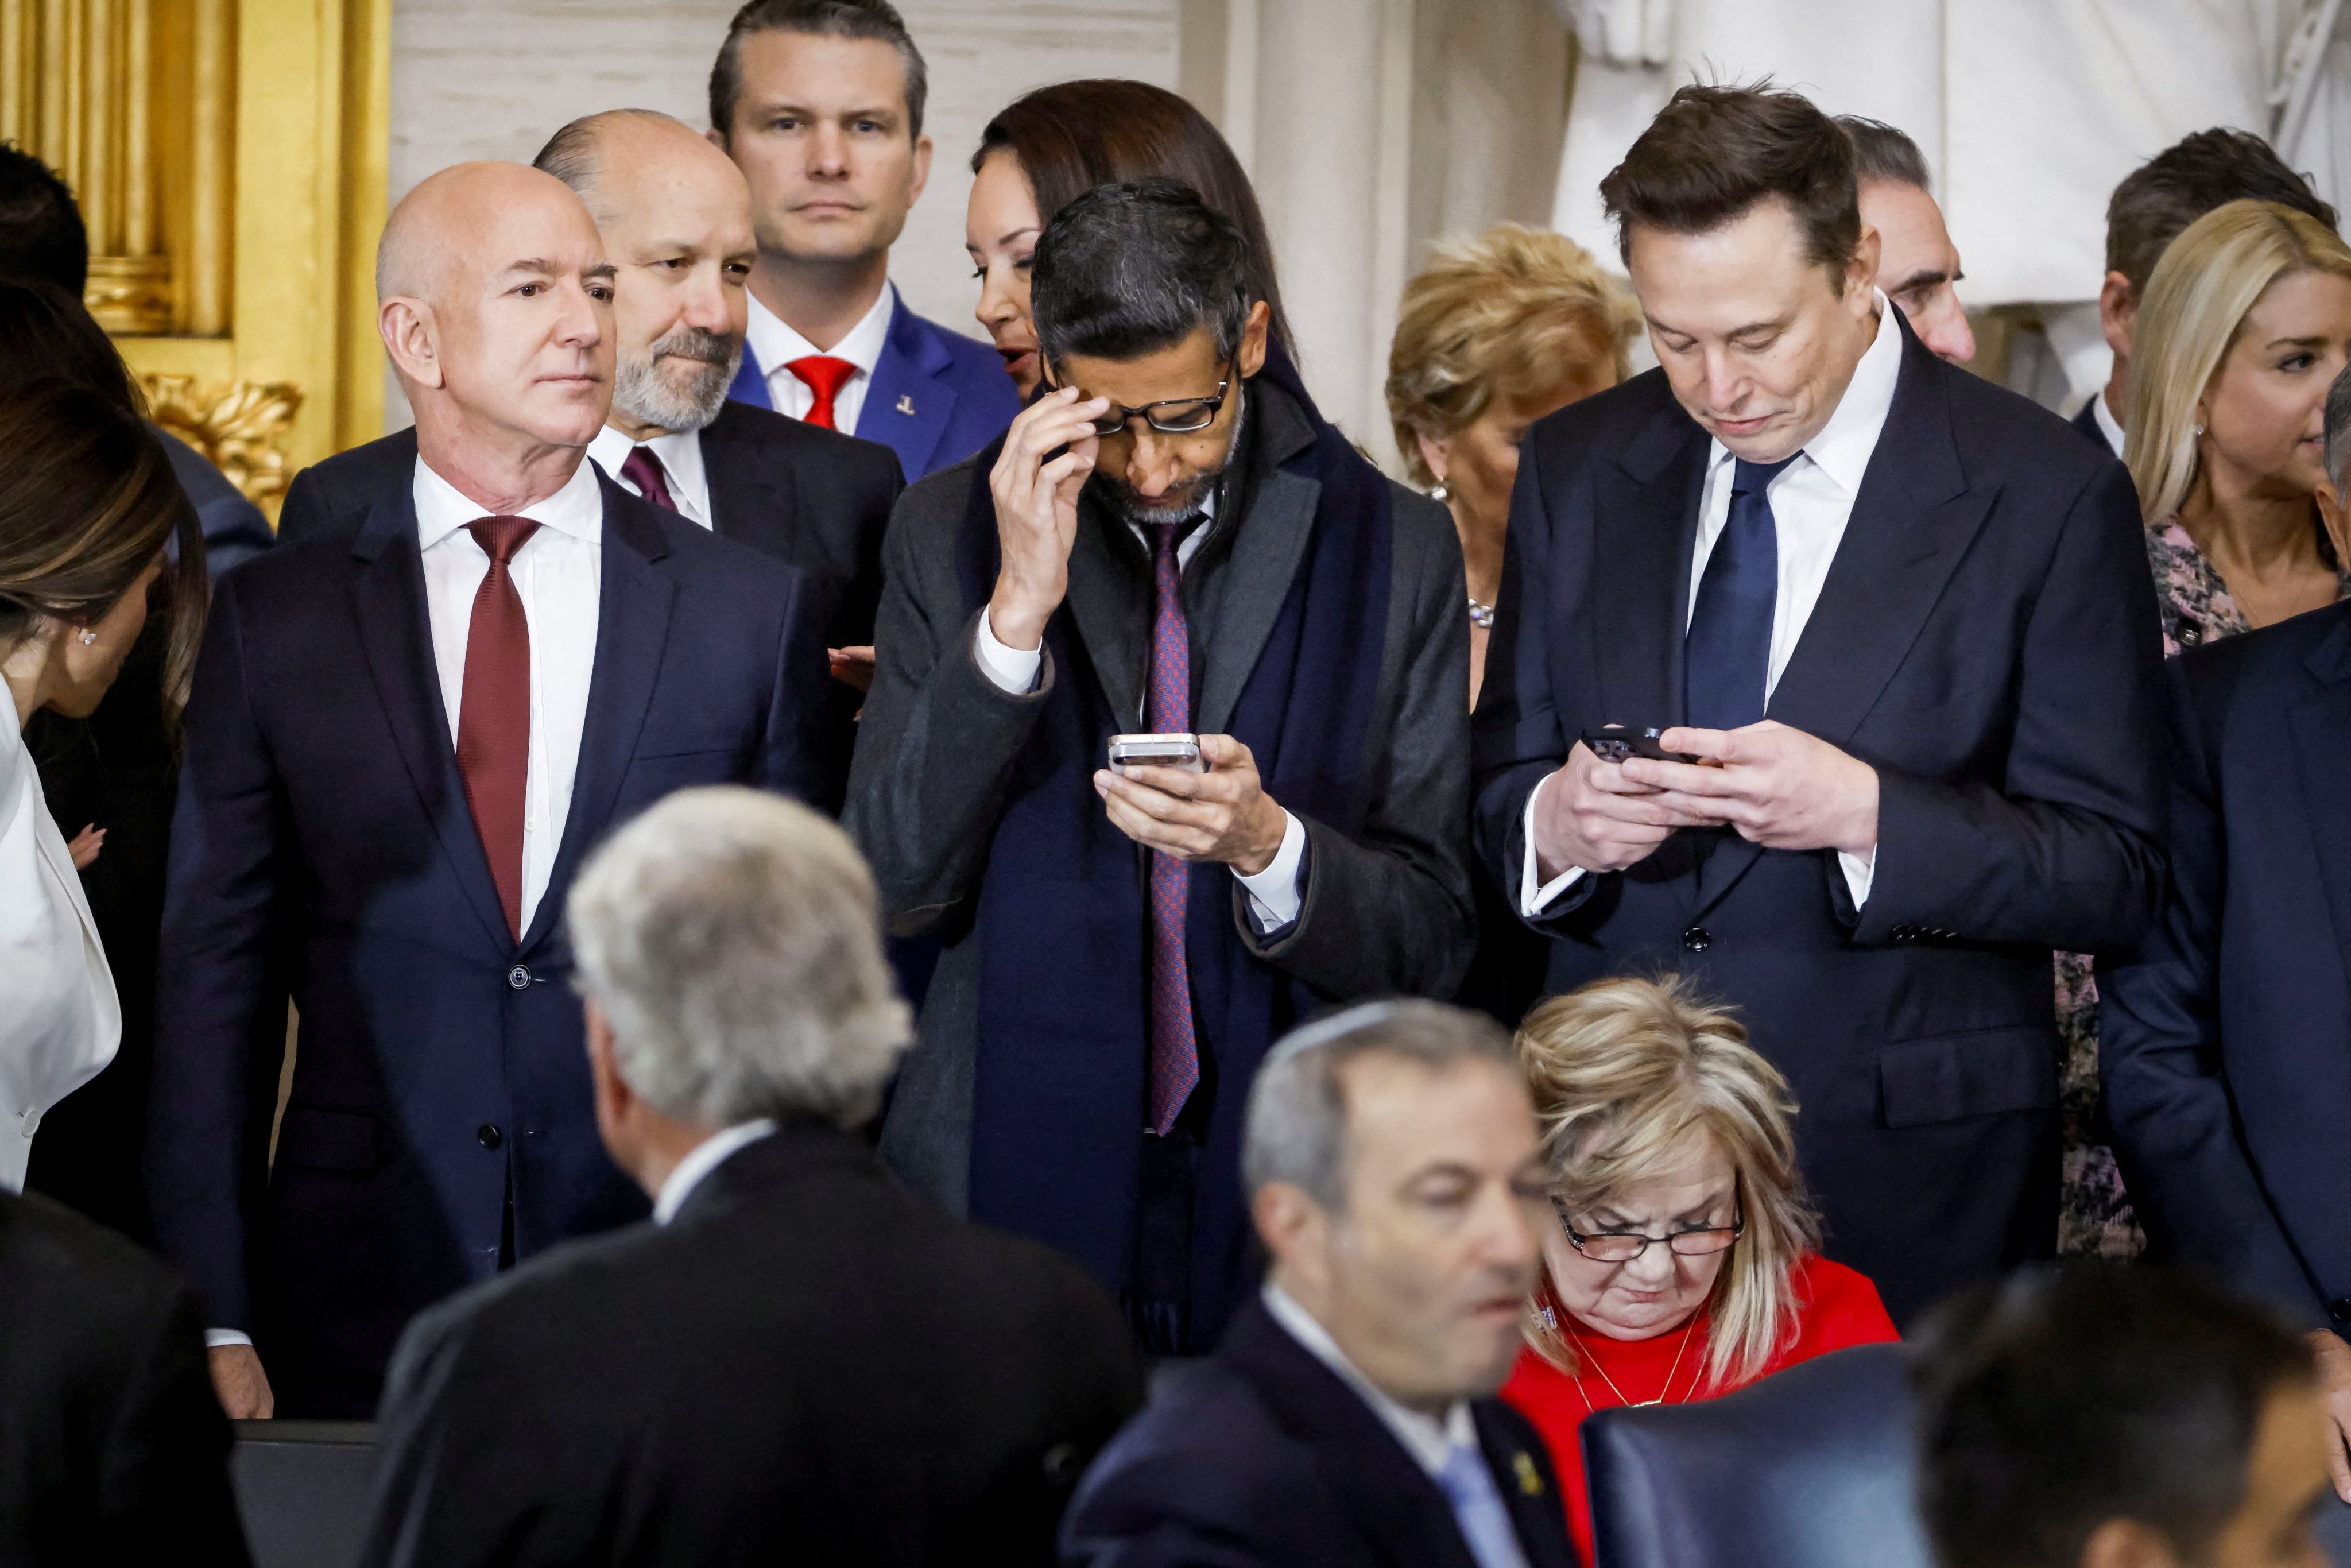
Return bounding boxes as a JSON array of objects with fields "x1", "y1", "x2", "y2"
[
  {"x1": 849, "y1": 180, "x2": 1473, "y2": 1359},
  {"x1": 276, "y1": 113, "x2": 903, "y2": 722}
]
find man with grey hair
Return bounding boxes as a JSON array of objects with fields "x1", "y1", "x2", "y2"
[
  {"x1": 274, "y1": 107, "x2": 903, "y2": 707},
  {"x1": 2102, "y1": 366, "x2": 2351, "y2": 1503},
  {"x1": 1838, "y1": 115, "x2": 1975, "y2": 364},
  {"x1": 358, "y1": 787, "x2": 1143, "y2": 1567},
  {"x1": 1063, "y1": 1001, "x2": 1577, "y2": 1568}
]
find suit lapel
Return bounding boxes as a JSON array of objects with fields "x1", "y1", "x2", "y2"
[
  {"x1": 1594, "y1": 401, "x2": 1708, "y2": 733},
  {"x1": 1693, "y1": 324, "x2": 1988, "y2": 915},
  {"x1": 858, "y1": 296, "x2": 955, "y2": 481},
  {"x1": 2290, "y1": 611, "x2": 2351, "y2": 974},
  {"x1": 346, "y1": 493, "x2": 513, "y2": 951},
  {"x1": 1065, "y1": 502, "x2": 1147, "y2": 731},
  {"x1": 1196, "y1": 386, "x2": 1321, "y2": 737},
  {"x1": 699, "y1": 406, "x2": 799, "y2": 550},
  {"x1": 521, "y1": 481, "x2": 676, "y2": 953},
  {"x1": 1473, "y1": 1404, "x2": 1573, "y2": 1568}
]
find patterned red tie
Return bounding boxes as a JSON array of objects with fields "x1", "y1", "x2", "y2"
[
  {"x1": 455, "y1": 516, "x2": 540, "y2": 942},
  {"x1": 785, "y1": 354, "x2": 857, "y2": 431},
  {"x1": 617, "y1": 445, "x2": 677, "y2": 513},
  {"x1": 1144, "y1": 521, "x2": 1199, "y2": 1135}
]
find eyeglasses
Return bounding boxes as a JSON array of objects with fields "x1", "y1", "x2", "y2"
[
  {"x1": 1043, "y1": 362, "x2": 1235, "y2": 436},
  {"x1": 1553, "y1": 1198, "x2": 1745, "y2": 1263}
]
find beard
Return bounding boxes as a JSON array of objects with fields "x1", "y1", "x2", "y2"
[
  {"x1": 1094, "y1": 385, "x2": 1249, "y2": 530},
  {"x1": 613, "y1": 325, "x2": 740, "y2": 433}
]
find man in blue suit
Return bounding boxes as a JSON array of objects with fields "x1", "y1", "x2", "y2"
[
  {"x1": 708, "y1": 0, "x2": 1018, "y2": 482},
  {"x1": 146, "y1": 161, "x2": 839, "y2": 1419},
  {"x1": 1063, "y1": 1002, "x2": 1576, "y2": 1568}
]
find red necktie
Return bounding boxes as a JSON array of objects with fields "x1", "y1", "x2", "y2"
[
  {"x1": 618, "y1": 445, "x2": 677, "y2": 513},
  {"x1": 455, "y1": 516, "x2": 540, "y2": 942},
  {"x1": 1144, "y1": 521, "x2": 1199, "y2": 1135},
  {"x1": 785, "y1": 355, "x2": 857, "y2": 431}
]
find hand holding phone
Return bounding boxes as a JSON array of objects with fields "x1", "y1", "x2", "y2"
[
  {"x1": 1579, "y1": 726, "x2": 1701, "y2": 765},
  {"x1": 1108, "y1": 733, "x2": 1206, "y2": 776}
]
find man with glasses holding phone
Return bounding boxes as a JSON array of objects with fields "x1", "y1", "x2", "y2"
[{"x1": 849, "y1": 179, "x2": 1475, "y2": 1358}]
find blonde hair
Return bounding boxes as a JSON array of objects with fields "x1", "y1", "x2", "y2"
[
  {"x1": 1386, "y1": 223, "x2": 1641, "y2": 489},
  {"x1": 2126, "y1": 199, "x2": 2351, "y2": 522},
  {"x1": 1516, "y1": 975, "x2": 1818, "y2": 1391}
]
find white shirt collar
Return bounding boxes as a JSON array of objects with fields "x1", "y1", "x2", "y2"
[
  {"x1": 746, "y1": 279, "x2": 896, "y2": 378},
  {"x1": 651, "y1": 1118, "x2": 778, "y2": 1224},
  {"x1": 1705, "y1": 290, "x2": 1902, "y2": 495},
  {"x1": 412, "y1": 451, "x2": 605, "y2": 551},
  {"x1": 2091, "y1": 389, "x2": 2127, "y2": 459},
  {"x1": 584, "y1": 424, "x2": 712, "y2": 526},
  {"x1": 1261, "y1": 1282, "x2": 1477, "y2": 1478}
]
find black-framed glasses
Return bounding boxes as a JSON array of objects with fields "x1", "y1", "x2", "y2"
[
  {"x1": 1043, "y1": 361, "x2": 1235, "y2": 436},
  {"x1": 1552, "y1": 1198, "x2": 1745, "y2": 1263}
]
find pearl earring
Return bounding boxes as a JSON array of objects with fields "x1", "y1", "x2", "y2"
[
  {"x1": 77, "y1": 629, "x2": 96, "y2": 646},
  {"x1": 2193, "y1": 423, "x2": 2206, "y2": 436},
  {"x1": 1430, "y1": 481, "x2": 1450, "y2": 502}
]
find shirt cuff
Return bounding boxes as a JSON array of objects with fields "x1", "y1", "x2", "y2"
[
  {"x1": 1520, "y1": 771, "x2": 1587, "y2": 916},
  {"x1": 973, "y1": 607, "x2": 1043, "y2": 695},
  {"x1": 205, "y1": 1328, "x2": 253, "y2": 1349},
  {"x1": 1236, "y1": 811, "x2": 1307, "y2": 932},
  {"x1": 1837, "y1": 845, "x2": 1876, "y2": 908}
]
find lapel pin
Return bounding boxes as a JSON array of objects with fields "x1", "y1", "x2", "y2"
[
  {"x1": 1513, "y1": 1450, "x2": 1544, "y2": 1496},
  {"x1": 896, "y1": 394, "x2": 916, "y2": 416}
]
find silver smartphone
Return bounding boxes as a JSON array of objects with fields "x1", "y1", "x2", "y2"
[{"x1": 1108, "y1": 732, "x2": 1206, "y2": 775}]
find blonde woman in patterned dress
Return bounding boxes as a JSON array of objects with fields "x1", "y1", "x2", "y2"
[{"x1": 2056, "y1": 198, "x2": 2351, "y2": 1257}]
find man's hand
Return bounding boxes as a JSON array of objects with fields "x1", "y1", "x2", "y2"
[
  {"x1": 1093, "y1": 734, "x2": 1287, "y2": 874},
  {"x1": 986, "y1": 385, "x2": 1108, "y2": 653},
  {"x1": 2310, "y1": 1331, "x2": 2351, "y2": 1502},
  {"x1": 208, "y1": 1344, "x2": 274, "y2": 1419},
  {"x1": 826, "y1": 645, "x2": 876, "y2": 694},
  {"x1": 1530, "y1": 740, "x2": 1715, "y2": 881},
  {"x1": 1620, "y1": 721, "x2": 1880, "y2": 858},
  {"x1": 67, "y1": 823, "x2": 104, "y2": 870}
]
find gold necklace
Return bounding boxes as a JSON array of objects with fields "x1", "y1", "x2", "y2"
[{"x1": 1566, "y1": 1317, "x2": 1701, "y2": 1411}]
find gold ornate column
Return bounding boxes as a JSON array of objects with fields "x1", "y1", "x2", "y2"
[{"x1": 0, "y1": 0, "x2": 388, "y2": 521}]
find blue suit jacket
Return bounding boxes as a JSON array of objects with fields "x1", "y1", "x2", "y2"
[
  {"x1": 2101, "y1": 599, "x2": 2351, "y2": 1335},
  {"x1": 1062, "y1": 1299, "x2": 1579, "y2": 1568},
  {"x1": 726, "y1": 290, "x2": 1019, "y2": 482},
  {"x1": 1472, "y1": 308, "x2": 2168, "y2": 1325},
  {"x1": 146, "y1": 471, "x2": 839, "y2": 1415}
]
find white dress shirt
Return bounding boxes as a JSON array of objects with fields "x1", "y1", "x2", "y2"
[
  {"x1": 1521, "y1": 295, "x2": 1903, "y2": 918},
  {"x1": 587, "y1": 424, "x2": 714, "y2": 529},
  {"x1": 1261, "y1": 1283, "x2": 1476, "y2": 1479},
  {"x1": 2090, "y1": 390, "x2": 2127, "y2": 459},
  {"x1": 0, "y1": 698, "x2": 118, "y2": 1191},
  {"x1": 652, "y1": 1118, "x2": 778, "y2": 1224},
  {"x1": 745, "y1": 281, "x2": 895, "y2": 436},
  {"x1": 416, "y1": 456, "x2": 605, "y2": 938},
  {"x1": 971, "y1": 494, "x2": 1310, "y2": 930}
]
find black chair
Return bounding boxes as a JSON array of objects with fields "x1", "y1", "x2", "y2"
[
  {"x1": 229, "y1": 1420, "x2": 378, "y2": 1568},
  {"x1": 1582, "y1": 1344, "x2": 1930, "y2": 1568}
]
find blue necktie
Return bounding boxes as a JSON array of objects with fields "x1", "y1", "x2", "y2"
[
  {"x1": 1436, "y1": 1442, "x2": 1532, "y2": 1568},
  {"x1": 1684, "y1": 454, "x2": 1799, "y2": 731}
]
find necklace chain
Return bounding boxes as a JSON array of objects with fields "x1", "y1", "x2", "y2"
[{"x1": 1565, "y1": 1316, "x2": 1701, "y2": 1412}]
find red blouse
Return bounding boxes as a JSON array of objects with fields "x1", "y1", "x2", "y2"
[{"x1": 1501, "y1": 1253, "x2": 1898, "y2": 1564}]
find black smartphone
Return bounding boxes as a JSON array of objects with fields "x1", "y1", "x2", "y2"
[{"x1": 1579, "y1": 726, "x2": 1699, "y2": 765}]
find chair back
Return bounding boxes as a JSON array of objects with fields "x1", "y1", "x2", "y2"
[
  {"x1": 230, "y1": 1419, "x2": 378, "y2": 1568},
  {"x1": 1582, "y1": 1344, "x2": 1932, "y2": 1568}
]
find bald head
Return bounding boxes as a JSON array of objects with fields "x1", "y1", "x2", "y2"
[
  {"x1": 375, "y1": 161, "x2": 615, "y2": 498},
  {"x1": 530, "y1": 113, "x2": 757, "y2": 436}
]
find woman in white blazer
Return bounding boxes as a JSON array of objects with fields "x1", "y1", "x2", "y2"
[{"x1": 0, "y1": 378, "x2": 204, "y2": 1191}]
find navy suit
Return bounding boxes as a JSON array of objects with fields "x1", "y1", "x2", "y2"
[
  {"x1": 1473, "y1": 311, "x2": 2168, "y2": 1325},
  {"x1": 2102, "y1": 599, "x2": 2351, "y2": 1334},
  {"x1": 727, "y1": 291, "x2": 1019, "y2": 481},
  {"x1": 1062, "y1": 1299, "x2": 1577, "y2": 1568},
  {"x1": 146, "y1": 473, "x2": 839, "y2": 1415}
]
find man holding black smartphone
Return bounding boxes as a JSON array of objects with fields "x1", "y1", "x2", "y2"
[
  {"x1": 1474, "y1": 86, "x2": 2167, "y2": 1325},
  {"x1": 848, "y1": 180, "x2": 1473, "y2": 1357}
]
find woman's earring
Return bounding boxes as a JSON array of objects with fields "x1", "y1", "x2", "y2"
[
  {"x1": 1430, "y1": 479, "x2": 1450, "y2": 502},
  {"x1": 77, "y1": 629, "x2": 96, "y2": 646},
  {"x1": 2192, "y1": 423, "x2": 2206, "y2": 436}
]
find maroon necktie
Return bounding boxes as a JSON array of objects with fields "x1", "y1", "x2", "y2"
[
  {"x1": 618, "y1": 445, "x2": 677, "y2": 513},
  {"x1": 785, "y1": 355, "x2": 857, "y2": 431},
  {"x1": 1144, "y1": 521, "x2": 1199, "y2": 1135},
  {"x1": 455, "y1": 516, "x2": 540, "y2": 942}
]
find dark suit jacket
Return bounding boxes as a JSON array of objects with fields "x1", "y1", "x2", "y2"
[
  {"x1": 1062, "y1": 1299, "x2": 1578, "y2": 1568},
  {"x1": 852, "y1": 377, "x2": 1474, "y2": 1232},
  {"x1": 357, "y1": 1124, "x2": 1144, "y2": 1568},
  {"x1": 0, "y1": 1190, "x2": 249, "y2": 1566},
  {"x1": 156, "y1": 425, "x2": 274, "y2": 577},
  {"x1": 2069, "y1": 394, "x2": 2117, "y2": 455},
  {"x1": 1473, "y1": 309, "x2": 2168, "y2": 1324},
  {"x1": 726, "y1": 291, "x2": 1021, "y2": 481},
  {"x1": 147, "y1": 472, "x2": 839, "y2": 1415},
  {"x1": 274, "y1": 401, "x2": 903, "y2": 660},
  {"x1": 2101, "y1": 599, "x2": 2351, "y2": 1333}
]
